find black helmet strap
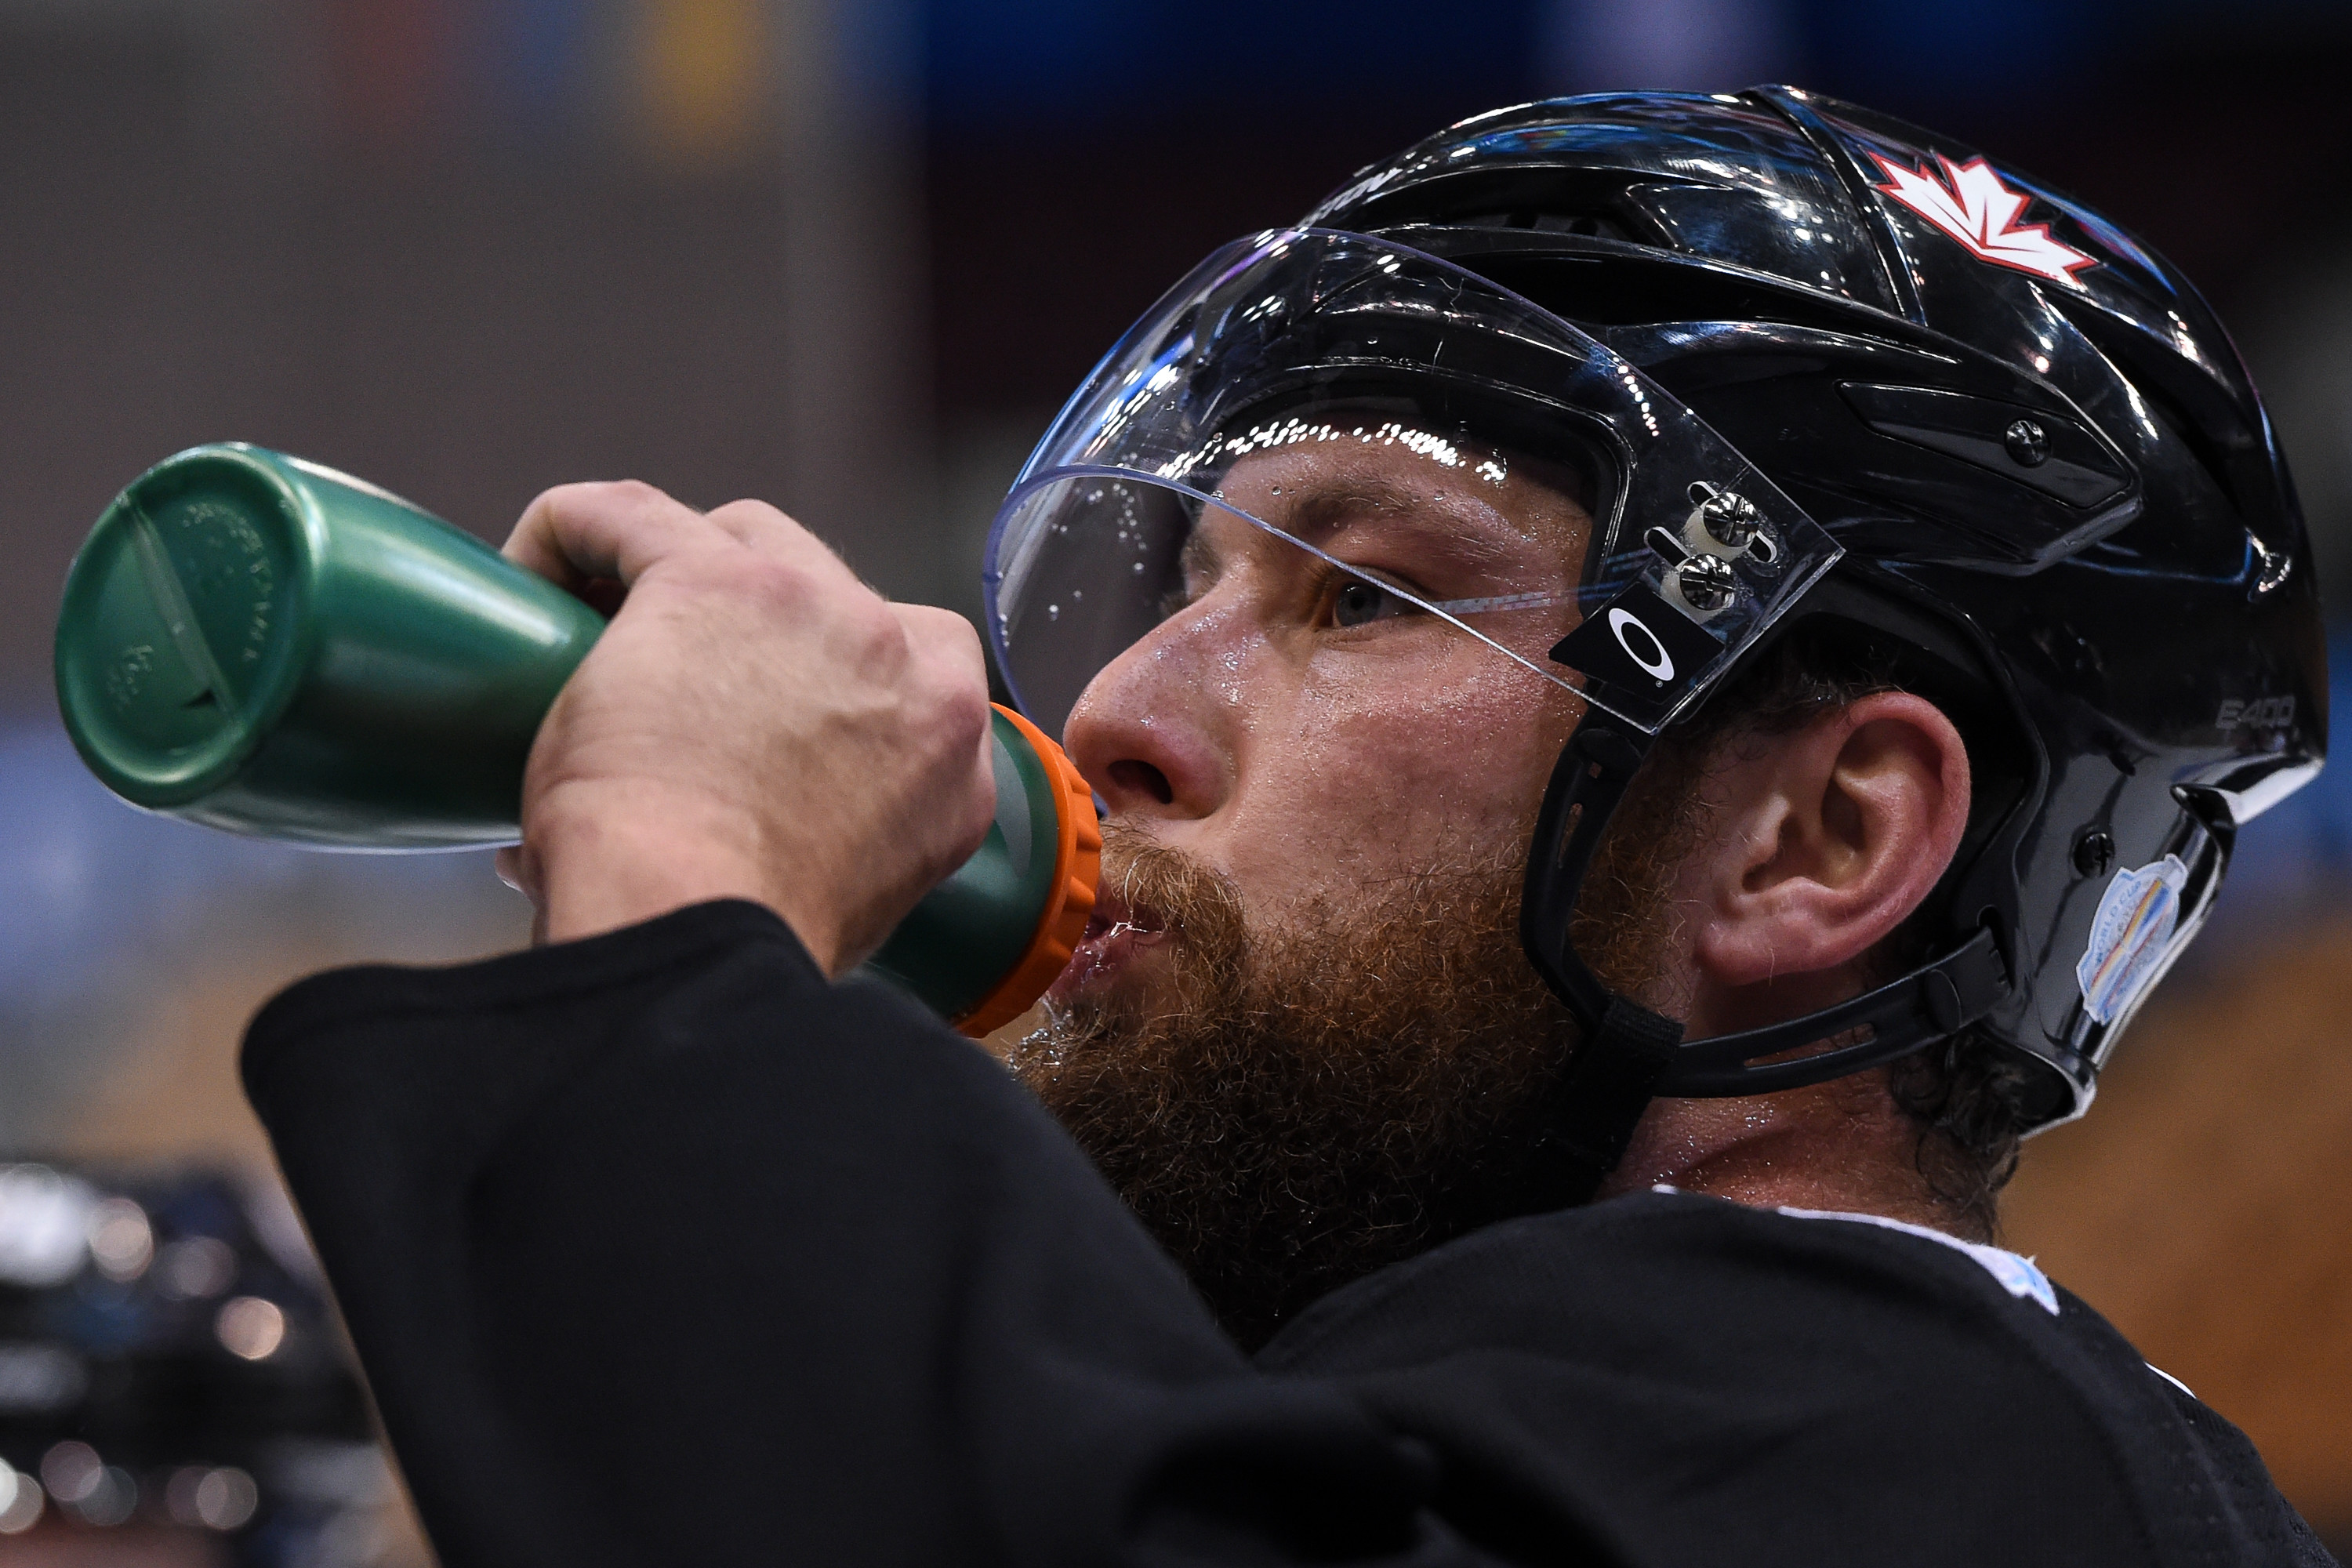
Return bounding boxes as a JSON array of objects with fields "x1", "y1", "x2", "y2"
[{"x1": 1509, "y1": 712, "x2": 2014, "y2": 1212}]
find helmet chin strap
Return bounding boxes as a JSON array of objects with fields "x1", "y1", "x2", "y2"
[{"x1": 1509, "y1": 713, "x2": 2014, "y2": 1213}]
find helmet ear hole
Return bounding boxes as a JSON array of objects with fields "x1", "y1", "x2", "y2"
[{"x1": 1661, "y1": 570, "x2": 2037, "y2": 1009}]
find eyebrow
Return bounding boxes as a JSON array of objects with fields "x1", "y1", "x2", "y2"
[
  {"x1": 1177, "y1": 466, "x2": 1584, "y2": 603},
  {"x1": 1204, "y1": 472, "x2": 1552, "y2": 580},
  {"x1": 1283, "y1": 476, "x2": 1526, "y2": 568}
]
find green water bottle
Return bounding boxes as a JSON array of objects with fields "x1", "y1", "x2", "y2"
[{"x1": 53, "y1": 444, "x2": 1098, "y2": 1036}]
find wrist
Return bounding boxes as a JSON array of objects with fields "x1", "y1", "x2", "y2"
[{"x1": 527, "y1": 784, "x2": 846, "y2": 971}]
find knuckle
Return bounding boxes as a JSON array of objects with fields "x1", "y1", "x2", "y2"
[
  {"x1": 518, "y1": 481, "x2": 590, "y2": 533},
  {"x1": 897, "y1": 606, "x2": 983, "y2": 672},
  {"x1": 841, "y1": 590, "x2": 909, "y2": 654},
  {"x1": 541, "y1": 477, "x2": 656, "y2": 514},
  {"x1": 710, "y1": 556, "x2": 818, "y2": 622},
  {"x1": 528, "y1": 479, "x2": 677, "y2": 535},
  {"x1": 732, "y1": 553, "x2": 802, "y2": 598},
  {"x1": 606, "y1": 477, "x2": 670, "y2": 507},
  {"x1": 710, "y1": 497, "x2": 795, "y2": 531},
  {"x1": 942, "y1": 677, "x2": 990, "y2": 742}
]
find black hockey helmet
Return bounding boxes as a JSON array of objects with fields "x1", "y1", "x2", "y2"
[{"x1": 986, "y1": 89, "x2": 2325, "y2": 1204}]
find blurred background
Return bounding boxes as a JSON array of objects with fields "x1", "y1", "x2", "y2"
[{"x1": 2, "y1": 0, "x2": 2349, "y2": 1560}]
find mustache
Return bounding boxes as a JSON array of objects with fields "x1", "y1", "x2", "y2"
[{"x1": 1092, "y1": 822, "x2": 1247, "y2": 975}]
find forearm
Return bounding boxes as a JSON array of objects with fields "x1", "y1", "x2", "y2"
[{"x1": 243, "y1": 901, "x2": 1436, "y2": 1567}]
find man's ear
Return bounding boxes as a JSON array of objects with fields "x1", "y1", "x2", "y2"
[{"x1": 1686, "y1": 692, "x2": 1971, "y2": 989}]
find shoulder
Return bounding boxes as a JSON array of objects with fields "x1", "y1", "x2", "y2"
[
  {"x1": 1257, "y1": 1187, "x2": 2156, "y2": 1472},
  {"x1": 1255, "y1": 1191, "x2": 2232, "y2": 1566},
  {"x1": 1261, "y1": 1189, "x2": 2082, "y2": 1377}
]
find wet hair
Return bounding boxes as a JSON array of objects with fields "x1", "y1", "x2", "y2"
[{"x1": 1647, "y1": 622, "x2": 2038, "y2": 1240}]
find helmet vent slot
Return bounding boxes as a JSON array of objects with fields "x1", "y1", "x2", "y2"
[{"x1": 1838, "y1": 383, "x2": 2129, "y2": 510}]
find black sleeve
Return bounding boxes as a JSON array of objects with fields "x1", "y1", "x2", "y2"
[{"x1": 242, "y1": 900, "x2": 1467, "y2": 1568}]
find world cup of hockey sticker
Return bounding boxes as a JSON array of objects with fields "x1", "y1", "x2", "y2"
[{"x1": 2076, "y1": 855, "x2": 2189, "y2": 1024}]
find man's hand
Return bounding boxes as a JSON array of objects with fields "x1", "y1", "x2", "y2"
[{"x1": 491, "y1": 481, "x2": 996, "y2": 974}]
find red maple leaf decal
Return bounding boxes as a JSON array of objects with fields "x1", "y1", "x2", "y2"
[{"x1": 1869, "y1": 151, "x2": 2098, "y2": 288}]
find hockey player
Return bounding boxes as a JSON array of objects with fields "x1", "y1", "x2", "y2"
[{"x1": 245, "y1": 91, "x2": 2332, "y2": 1565}]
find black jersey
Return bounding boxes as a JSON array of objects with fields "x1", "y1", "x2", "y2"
[{"x1": 241, "y1": 899, "x2": 2333, "y2": 1568}]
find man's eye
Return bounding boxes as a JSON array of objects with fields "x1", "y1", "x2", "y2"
[{"x1": 1333, "y1": 578, "x2": 1417, "y2": 628}]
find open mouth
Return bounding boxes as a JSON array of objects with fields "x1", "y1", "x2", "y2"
[{"x1": 1049, "y1": 882, "x2": 1171, "y2": 999}]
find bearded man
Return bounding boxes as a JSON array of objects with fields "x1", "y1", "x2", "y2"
[{"x1": 243, "y1": 92, "x2": 2333, "y2": 1566}]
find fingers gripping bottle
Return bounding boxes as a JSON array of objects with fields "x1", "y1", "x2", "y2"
[{"x1": 52, "y1": 444, "x2": 1098, "y2": 1036}]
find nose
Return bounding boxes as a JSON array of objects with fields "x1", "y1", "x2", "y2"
[{"x1": 1062, "y1": 608, "x2": 1240, "y2": 823}]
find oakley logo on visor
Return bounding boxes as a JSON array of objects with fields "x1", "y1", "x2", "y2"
[
  {"x1": 1552, "y1": 582, "x2": 1726, "y2": 694},
  {"x1": 1609, "y1": 608, "x2": 1675, "y2": 680}
]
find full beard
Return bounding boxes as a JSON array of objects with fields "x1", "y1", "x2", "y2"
[{"x1": 1007, "y1": 812, "x2": 1687, "y2": 1351}]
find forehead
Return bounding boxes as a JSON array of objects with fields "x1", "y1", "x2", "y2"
[{"x1": 1203, "y1": 430, "x2": 1595, "y2": 574}]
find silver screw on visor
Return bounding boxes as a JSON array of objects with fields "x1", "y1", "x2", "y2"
[{"x1": 1690, "y1": 482, "x2": 1762, "y2": 550}]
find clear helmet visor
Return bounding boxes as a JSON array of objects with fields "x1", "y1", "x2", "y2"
[{"x1": 984, "y1": 228, "x2": 1842, "y2": 742}]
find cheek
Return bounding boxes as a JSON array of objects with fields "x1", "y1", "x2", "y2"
[{"x1": 1222, "y1": 646, "x2": 1578, "y2": 902}]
